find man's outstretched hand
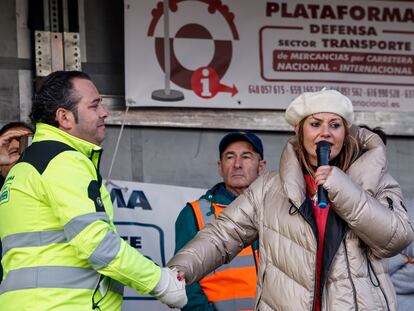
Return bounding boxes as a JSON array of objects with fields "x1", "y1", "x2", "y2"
[{"x1": 151, "y1": 267, "x2": 188, "y2": 309}]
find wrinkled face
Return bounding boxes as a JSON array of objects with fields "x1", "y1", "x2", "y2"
[
  {"x1": 69, "y1": 79, "x2": 108, "y2": 145},
  {"x1": 218, "y1": 140, "x2": 266, "y2": 196},
  {"x1": 301, "y1": 112, "x2": 346, "y2": 166}
]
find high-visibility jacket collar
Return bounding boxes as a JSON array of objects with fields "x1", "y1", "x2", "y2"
[{"x1": 33, "y1": 123, "x2": 103, "y2": 168}]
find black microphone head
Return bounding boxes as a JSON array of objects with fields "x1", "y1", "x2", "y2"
[
  {"x1": 316, "y1": 140, "x2": 331, "y2": 152},
  {"x1": 316, "y1": 141, "x2": 331, "y2": 166}
]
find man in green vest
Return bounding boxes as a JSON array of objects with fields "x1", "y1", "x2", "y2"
[
  {"x1": 0, "y1": 71, "x2": 187, "y2": 310},
  {"x1": 175, "y1": 131, "x2": 266, "y2": 310}
]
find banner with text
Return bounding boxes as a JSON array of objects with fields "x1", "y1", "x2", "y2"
[
  {"x1": 125, "y1": 0, "x2": 414, "y2": 111},
  {"x1": 107, "y1": 180, "x2": 205, "y2": 311}
]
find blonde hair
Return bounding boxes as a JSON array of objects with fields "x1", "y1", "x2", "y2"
[{"x1": 294, "y1": 117, "x2": 360, "y2": 177}]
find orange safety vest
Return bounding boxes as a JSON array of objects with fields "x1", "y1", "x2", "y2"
[{"x1": 190, "y1": 198, "x2": 258, "y2": 311}]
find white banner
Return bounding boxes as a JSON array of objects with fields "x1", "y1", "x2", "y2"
[
  {"x1": 125, "y1": 0, "x2": 414, "y2": 111},
  {"x1": 106, "y1": 179, "x2": 205, "y2": 311}
]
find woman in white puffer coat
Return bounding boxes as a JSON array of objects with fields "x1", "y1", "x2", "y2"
[{"x1": 169, "y1": 89, "x2": 414, "y2": 311}]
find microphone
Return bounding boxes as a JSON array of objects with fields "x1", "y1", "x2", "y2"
[{"x1": 316, "y1": 141, "x2": 331, "y2": 208}]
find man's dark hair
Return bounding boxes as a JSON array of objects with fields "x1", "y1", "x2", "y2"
[
  {"x1": 359, "y1": 125, "x2": 387, "y2": 145},
  {"x1": 30, "y1": 71, "x2": 91, "y2": 127},
  {"x1": 0, "y1": 121, "x2": 34, "y2": 136}
]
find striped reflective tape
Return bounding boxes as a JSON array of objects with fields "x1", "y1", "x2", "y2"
[
  {"x1": 2, "y1": 212, "x2": 110, "y2": 255},
  {"x1": 0, "y1": 266, "x2": 123, "y2": 295},
  {"x1": 198, "y1": 199, "x2": 215, "y2": 225},
  {"x1": 64, "y1": 212, "x2": 109, "y2": 240},
  {"x1": 209, "y1": 254, "x2": 256, "y2": 274},
  {"x1": 2, "y1": 230, "x2": 66, "y2": 256},
  {"x1": 214, "y1": 297, "x2": 255, "y2": 311},
  {"x1": 88, "y1": 229, "x2": 121, "y2": 270}
]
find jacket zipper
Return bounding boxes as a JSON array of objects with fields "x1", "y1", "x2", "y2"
[
  {"x1": 319, "y1": 230, "x2": 348, "y2": 311},
  {"x1": 293, "y1": 200, "x2": 318, "y2": 311}
]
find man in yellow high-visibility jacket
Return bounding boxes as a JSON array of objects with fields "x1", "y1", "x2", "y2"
[{"x1": 0, "y1": 71, "x2": 187, "y2": 310}]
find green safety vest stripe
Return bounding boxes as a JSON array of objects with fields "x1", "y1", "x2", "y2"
[
  {"x1": 88, "y1": 229, "x2": 121, "y2": 270},
  {"x1": 1, "y1": 230, "x2": 66, "y2": 256},
  {"x1": 215, "y1": 297, "x2": 256, "y2": 311},
  {"x1": 0, "y1": 266, "x2": 124, "y2": 295},
  {"x1": 64, "y1": 212, "x2": 110, "y2": 241}
]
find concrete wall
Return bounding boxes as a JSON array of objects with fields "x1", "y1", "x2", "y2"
[
  {"x1": 100, "y1": 126, "x2": 414, "y2": 199},
  {"x1": 100, "y1": 127, "x2": 289, "y2": 187},
  {"x1": 386, "y1": 136, "x2": 414, "y2": 199}
]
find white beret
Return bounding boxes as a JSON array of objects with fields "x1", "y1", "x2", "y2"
[{"x1": 285, "y1": 88, "x2": 354, "y2": 127}]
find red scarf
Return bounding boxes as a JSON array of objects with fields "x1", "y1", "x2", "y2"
[{"x1": 304, "y1": 174, "x2": 330, "y2": 311}]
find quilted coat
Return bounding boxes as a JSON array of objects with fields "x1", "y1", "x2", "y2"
[{"x1": 169, "y1": 127, "x2": 414, "y2": 310}]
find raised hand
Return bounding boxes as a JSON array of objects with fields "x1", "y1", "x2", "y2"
[{"x1": 0, "y1": 128, "x2": 32, "y2": 165}]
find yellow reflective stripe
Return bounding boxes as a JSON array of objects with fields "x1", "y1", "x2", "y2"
[
  {"x1": 0, "y1": 266, "x2": 123, "y2": 295},
  {"x1": 64, "y1": 212, "x2": 109, "y2": 240},
  {"x1": 88, "y1": 230, "x2": 121, "y2": 270},
  {"x1": 1, "y1": 230, "x2": 66, "y2": 256}
]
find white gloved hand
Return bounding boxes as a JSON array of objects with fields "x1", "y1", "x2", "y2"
[{"x1": 151, "y1": 267, "x2": 187, "y2": 309}]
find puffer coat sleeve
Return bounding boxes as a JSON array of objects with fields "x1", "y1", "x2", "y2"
[
  {"x1": 167, "y1": 175, "x2": 268, "y2": 284},
  {"x1": 324, "y1": 129, "x2": 414, "y2": 258}
]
